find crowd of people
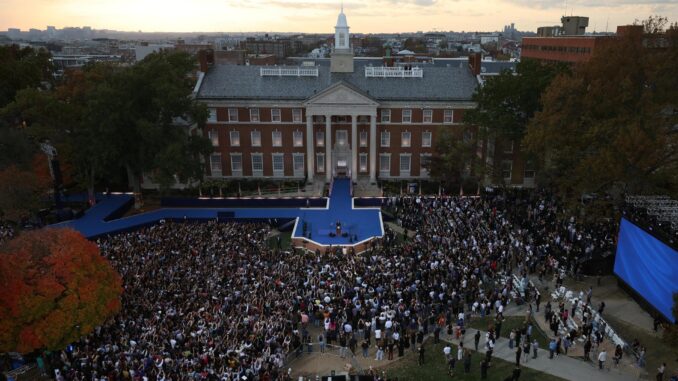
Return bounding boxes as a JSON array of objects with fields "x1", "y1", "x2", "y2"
[{"x1": 44, "y1": 189, "x2": 624, "y2": 381}]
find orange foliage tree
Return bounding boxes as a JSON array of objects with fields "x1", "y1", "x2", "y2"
[{"x1": 0, "y1": 228, "x2": 122, "y2": 353}]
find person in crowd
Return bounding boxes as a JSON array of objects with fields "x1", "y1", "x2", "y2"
[{"x1": 48, "y1": 188, "x2": 618, "y2": 381}]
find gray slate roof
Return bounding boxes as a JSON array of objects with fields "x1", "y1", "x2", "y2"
[{"x1": 197, "y1": 60, "x2": 478, "y2": 102}]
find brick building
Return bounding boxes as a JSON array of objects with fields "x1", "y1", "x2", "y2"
[{"x1": 195, "y1": 8, "x2": 482, "y2": 185}]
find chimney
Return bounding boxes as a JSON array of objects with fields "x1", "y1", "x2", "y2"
[
  {"x1": 197, "y1": 49, "x2": 214, "y2": 73},
  {"x1": 468, "y1": 52, "x2": 481, "y2": 76}
]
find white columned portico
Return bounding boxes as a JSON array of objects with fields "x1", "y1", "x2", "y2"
[
  {"x1": 351, "y1": 115, "x2": 358, "y2": 181},
  {"x1": 305, "y1": 115, "x2": 314, "y2": 182},
  {"x1": 325, "y1": 116, "x2": 332, "y2": 182},
  {"x1": 369, "y1": 113, "x2": 377, "y2": 183}
]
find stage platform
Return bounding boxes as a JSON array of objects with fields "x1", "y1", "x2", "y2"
[{"x1": 50, "y1": 178, "x2": 384, "y2": 252}]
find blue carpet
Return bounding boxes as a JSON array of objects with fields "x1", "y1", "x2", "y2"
[{"x1": 51, "y1": 178, "x2": 384, "y2": 245}]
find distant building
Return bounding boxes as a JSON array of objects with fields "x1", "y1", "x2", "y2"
[
  {"x1": 240, "y1": 37, "x2": 292, "y2": 58},
  {"x1": 561, "y1": 16, "x2": 589, "y2": 36},
  {"x1": 135, "y1": 42, "x2": 175, "y2": 61},
  {"x1": 523, "y1": 16, "x2": 611, "y2": 63}
]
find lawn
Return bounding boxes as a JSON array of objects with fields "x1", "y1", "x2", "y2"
[
  {"x1": 383, "y1": 341, "x2": 566, "y2": 381},
  {"x1": 604, "y1": 315, "x2": 678, "y2": 378},
  {"x1": 267, "y1": 230, "x2": 292, "y2": 250},
  {"x1": 467, "y1": 316, "x2": 551, "y2": 349}
]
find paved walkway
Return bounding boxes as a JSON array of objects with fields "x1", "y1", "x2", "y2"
[{"x1": 440, "y1": 328, "x2": 639, "y2": 381}]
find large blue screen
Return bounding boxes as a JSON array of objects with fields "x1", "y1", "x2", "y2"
[{"x1": 614, "y1": 218, "x2": 678, "y2": 323}]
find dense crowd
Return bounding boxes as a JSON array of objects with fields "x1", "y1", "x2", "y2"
[{"x1": 48, "y1": 190, "x2": 619, "y2": 381}]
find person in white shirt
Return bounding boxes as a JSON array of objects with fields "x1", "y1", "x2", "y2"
[
  {"x1": 443, "y1": 344, "x2": 452, "y2": 360},
  {"x1": 598, "y1": 349, "x2": 607, "y2": 370}
]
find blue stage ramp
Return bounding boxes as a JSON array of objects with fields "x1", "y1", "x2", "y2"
[{"x1": 51, "y1": 178, "x2": 384, "y2": 248}]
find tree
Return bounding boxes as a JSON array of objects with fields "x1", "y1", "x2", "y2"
[
  {"x1": 88, "y1": 52, "x2": 212, "y2": 206},
  {"x1": 0, "y1": 45, "x2": 53, "y2": 109},
  {"x1": 426, "y1": 126, "x2": 481, "y2": 188},
  {"x1": 523, "y1": 20, "x2": 678, "y2": 207},
  {"x1": 0, "y1": 165, "x2": 50, "y2": 222},
  {"x1": 0, "y1": 229, "x2": 122, "y2": 353},
  {"x1": 465, "y1": 59, "x2": 568, "y2": 141}
]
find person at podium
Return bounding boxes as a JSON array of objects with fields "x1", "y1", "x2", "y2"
[{"x1": 336, "y1": 220, "x2": 342, "y2": 236}]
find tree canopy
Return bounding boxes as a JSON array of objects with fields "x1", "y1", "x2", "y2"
[
  {"x1": 0, "y1": 45, "x2": 53, "y2": 109},
  {"x1": 426, "y1": 126, "x2": 481, "y2": 188},
  {"x1": 523, "y1": 22, "x2": 678, "y2": 204},
  {"x1": 0, "y1": 50, "x2": 213, "y2": 211},
  {"x1": 0, "y1": 228, "x2": 122, "y2": 353},
  {"x1": 464, "y1": 59, "x2": 568, "y2": 140}
]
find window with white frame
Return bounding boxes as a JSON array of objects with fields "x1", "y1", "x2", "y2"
[
  {"x1": 400, "y1": 154, "x2": 411, "y2": 175},
  {"x1": 422, "y1": 131, "x2": 432, "y2": 147},
  {"x1": 208, "y1": 108, "x2": 217, "y2": 123},
  {"x1": 272, "y1": 153, "x2": 284, "y2": 175},
  {"x1": 272, "y1": 130, "x2": 282, "y2": 147},
  {"x1": 251, "y1": 153, "x2": 263, "y2": 176},
  {"x1": 336, "y1": 130, "x2": 347, "y2": 146},
  {"x1": 423, "y1": 109, "x2": 433, "y2": 123},
  {"x1": 209, "y1": 153, "x2": 222, "y2": 173},
  {"x1": 292, "y1": 109, "x2": 302, "y2": 123},
  {"x1": 444, "y1": 109, "x2": 453, "y2": 124},
  {"x1": 271, "y1": 108, "x2": 281, "y2": 122},
  {"x1": 251, "y1": 130, "x2": 261, "y2": 147},
  {"x1": 463, "y1": 129, "x2": 474, "y2": 144},
  {"x1": 420, "y1": 153, "x2": 432, "y2": 176},
  {"x1": 359, "y1": 131, "x2": 368, "y2": 147},
  {"x1": 401, "y1": 131, "x2": 411, "y2": 147},
  {"x1": 504, "y1": 140, "x2": 514, "y2": 154},
  {"x1": 380, "y1": 131, "x2": 390, "y2": 147},
  {"x1": 316, "y1": 153, "x2": 325, "y2": 173},
  {"x1": 501, "y1": 160, "x2": 513, "y2": 181},
  {"x1": 228, "y1": 108, "x2": 238, "y2": 122},
  {"x1": 230, "y1": 130, "x2": 240, "y2": 147},
  {"x1": 293, "y1": 153, "x2": 304, "y2": 175},
  {"x1": 359, "y1": 153, "x2": 368, "y2": 172},
  {"x1": 381, "y1": 109, "x2": 391, "y2": 123},
  {"x1": 379, "y1": 154, "x2": 390, "y2": 174},
  {"x1": 230, "y1": 153, "x2": 242, "y2": 174},
  {"x1": 402, "y1": 109, "x2": 412, "y2": 123},
  {"x1": 208, "y1": 130, "x2": 219, "y2": 147},
  {"x1": 316, "y1": 131, "x2": 325, "y2": 147},
  {"x1": 293, "y1": 130, "x2": 303, "y2": 147},
  {"x1": 249, "y1": 108, "x2": 260, "y2": 122},
  {"x1": 524, "y1": 159, "x2": 536, "y2": 179}
]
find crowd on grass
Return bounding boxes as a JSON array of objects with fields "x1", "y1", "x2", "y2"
[{"x1": 44, "y1": 189, "x2": 624, "y2": 381}]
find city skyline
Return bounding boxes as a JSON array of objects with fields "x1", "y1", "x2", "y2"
[{"x1": 1, "y1": 0, "x2": 675, "y2": 35}]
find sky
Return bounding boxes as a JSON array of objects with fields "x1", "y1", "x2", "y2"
[{"x1": 0, "y1": 0, "x2": 676, "y2": 34}]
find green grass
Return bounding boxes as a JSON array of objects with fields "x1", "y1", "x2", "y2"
[
  {"x1": 383, "y1": 341, "x2": 566, "y2": 381},
  {"x1": 467, "y1": 316, "x2": 551, "y2": 349},
  {"x1": 604, "y1": 315, "x2": 677, "y2": 377},
  {"x1": 267, "y1": 231, "x2": 292, "y2": 250}
]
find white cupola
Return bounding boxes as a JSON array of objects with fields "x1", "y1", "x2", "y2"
[
  {"x1": 330, "y1": 3, "x2": 354, "y2": 73},
  {"x1": 334, "y1": 4, "x2": 350, "y2": 51}
]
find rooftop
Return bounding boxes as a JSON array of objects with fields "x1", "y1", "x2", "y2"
[{"x1": 197, "y1": 60, "x2": 478, "y2": 102}]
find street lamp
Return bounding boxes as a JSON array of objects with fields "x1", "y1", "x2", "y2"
[{"x1": 39, "y1": 140, "x2": 63, "y2": 210}]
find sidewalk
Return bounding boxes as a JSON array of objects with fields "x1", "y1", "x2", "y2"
[{"x1": 440, "y1": 328, "x2": 639, "y2": 381}]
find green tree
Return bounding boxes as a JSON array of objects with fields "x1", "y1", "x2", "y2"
[
  {"x1": 523, "y1": 20, "x2": 678, "y2": 206},
  {"x1": 0, "y1": 45, "x2": 53, "y2": 109},
  {"x1": 426, "y1": 126, "x2": 481, "y2": 189},
  {"x1": 103, "y1": 52, "x2": 212, "y2": 205},
  {"x1": 465, "y1": 59, "x2": 568, "y2": 141}
]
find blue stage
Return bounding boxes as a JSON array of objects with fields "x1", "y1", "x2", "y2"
[{"x1": 51, "y1": 178, "x2": 384, "y2": 247}]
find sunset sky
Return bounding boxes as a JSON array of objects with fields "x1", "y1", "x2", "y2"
[{"x1": 1, "y1": 0, "x2": 675, "y2": 34}]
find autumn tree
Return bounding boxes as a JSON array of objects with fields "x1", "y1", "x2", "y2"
[
  {"x1": 523, "y1": 19, "x2": 678, "y2": 207},
  {"x1": 0, "y1": 229, "x2": 122, "y2": 353},
  {"x1": 0, "y1": 165, "x2": 50, "y2": 222}
]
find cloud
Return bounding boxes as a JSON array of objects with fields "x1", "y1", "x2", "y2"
[{"x1": 500, "y1": 0, "x2": 678, "y2": 9}]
